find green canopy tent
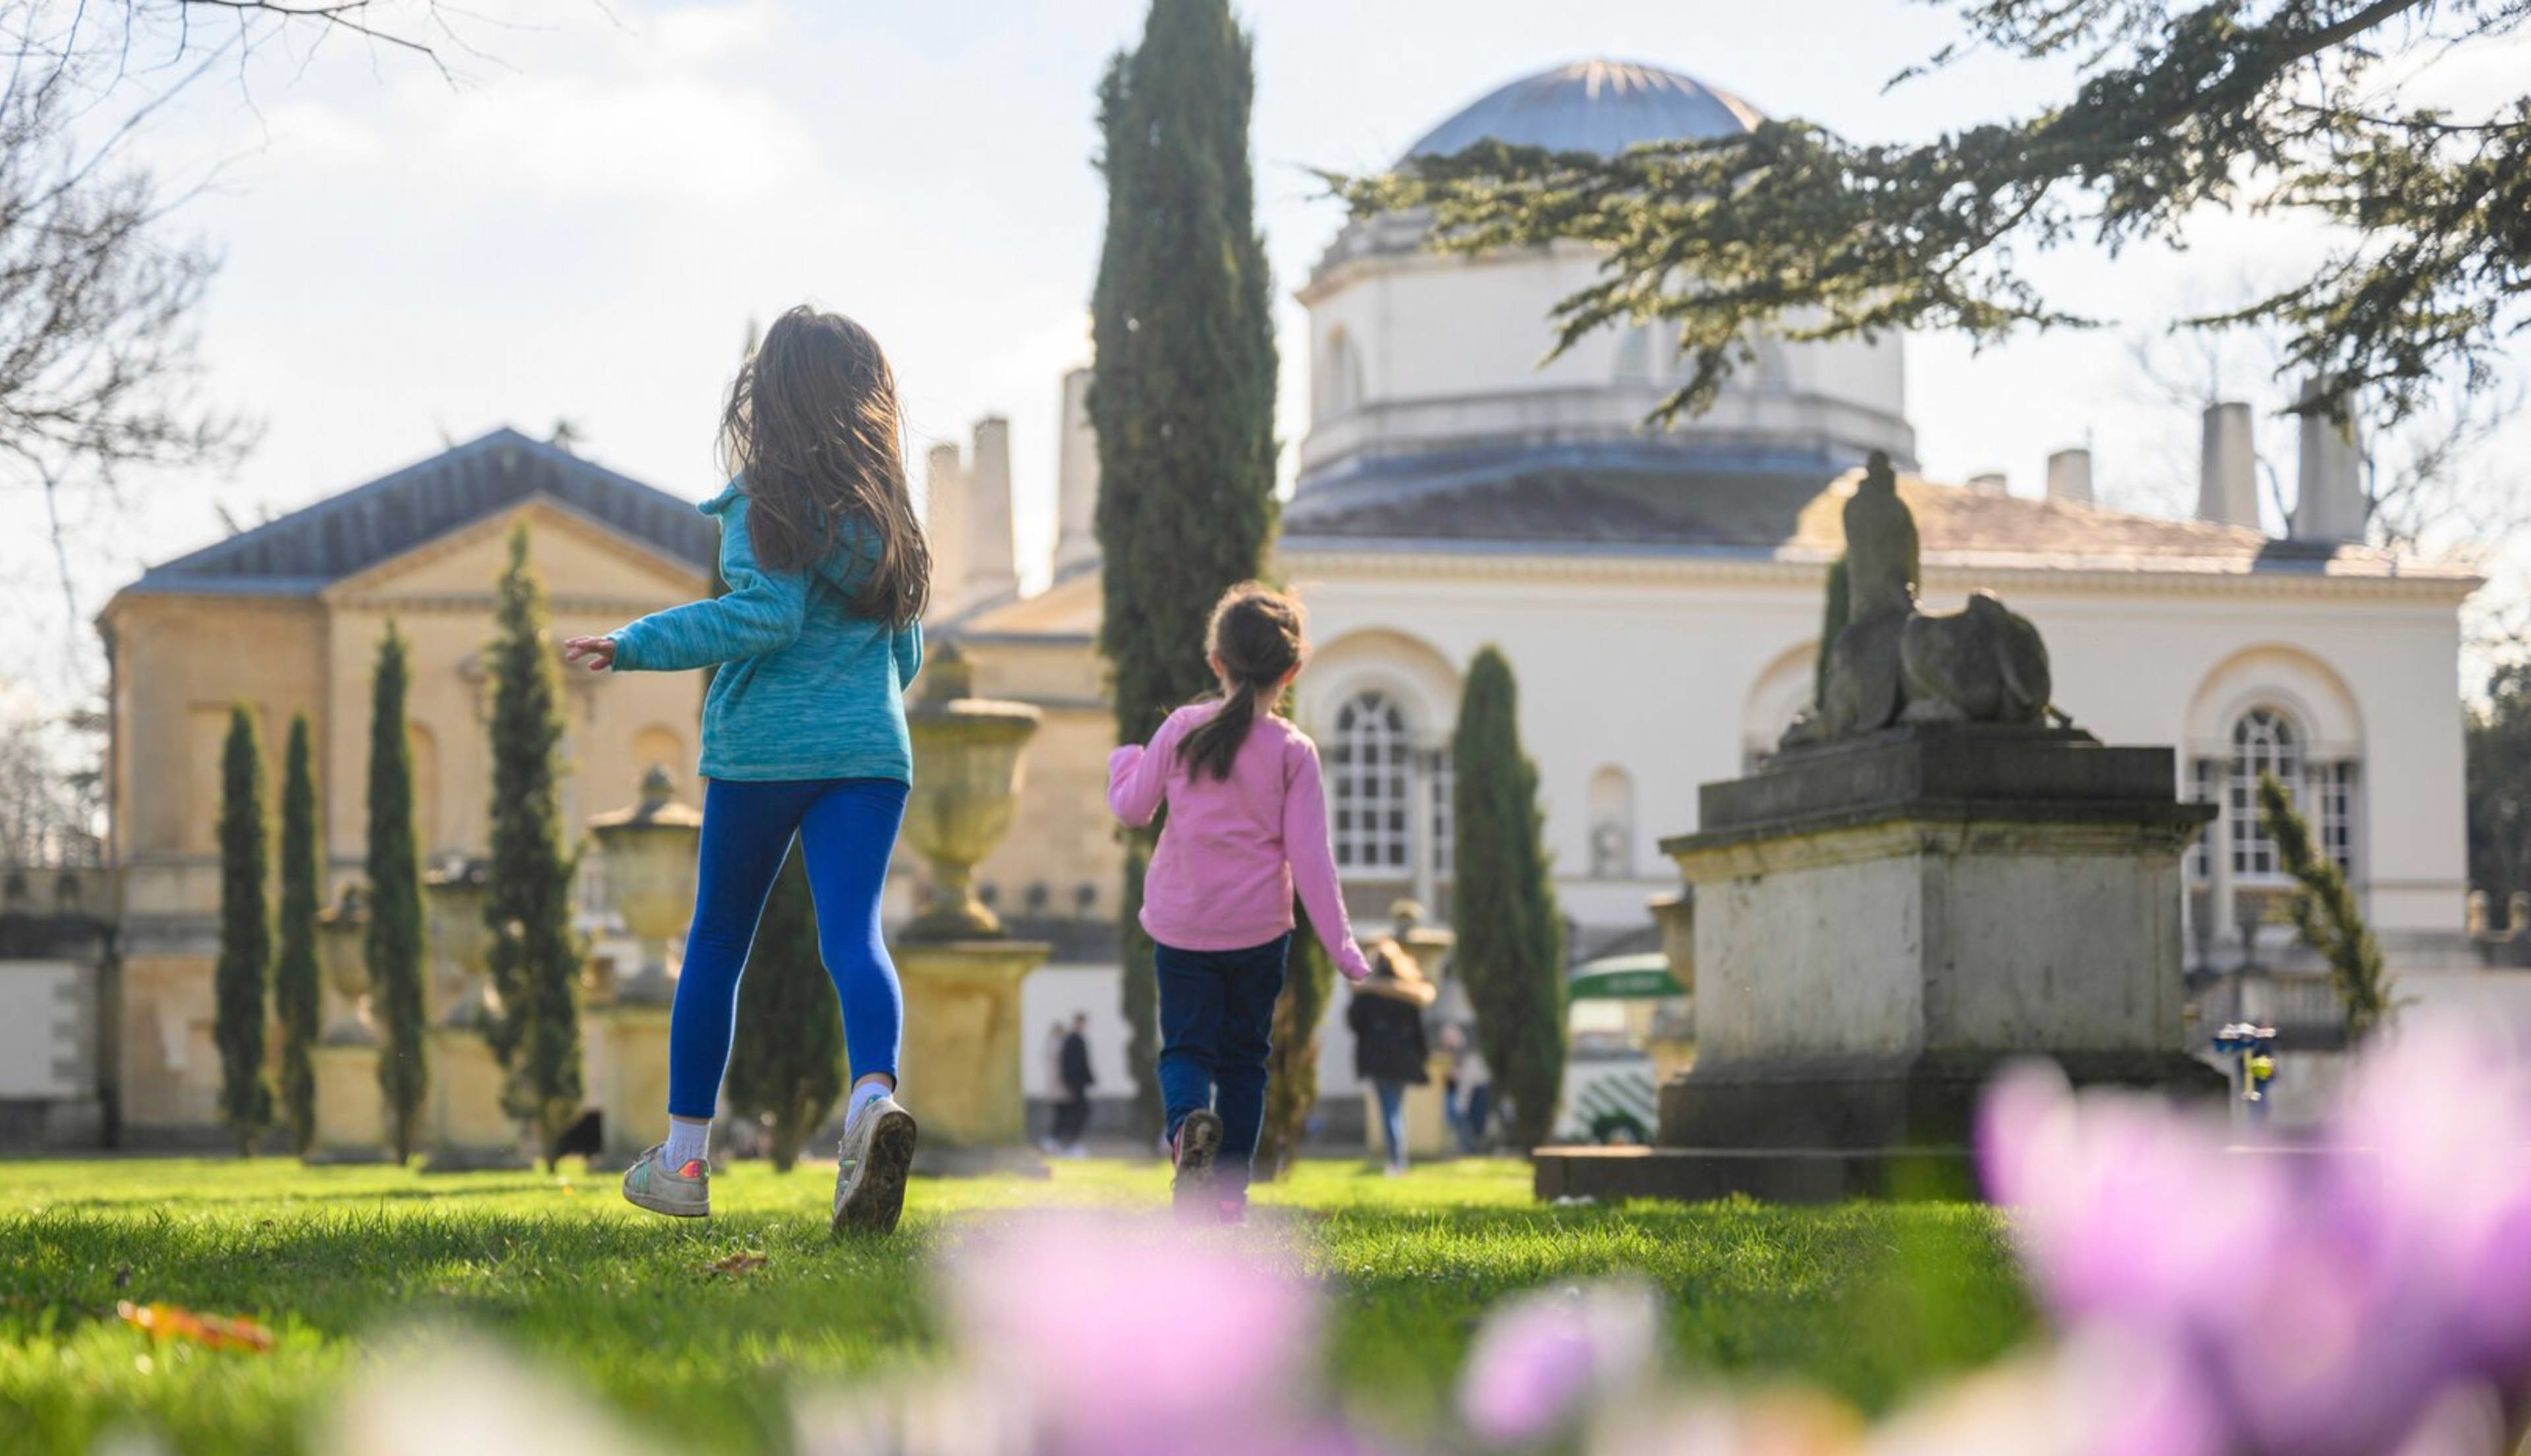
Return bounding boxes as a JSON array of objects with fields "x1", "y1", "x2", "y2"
[{"x1": 1567, "y1": 953, "x2": 1686, "y2": 1001}]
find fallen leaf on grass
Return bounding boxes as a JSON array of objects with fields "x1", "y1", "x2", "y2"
[
  {"x1": 701, "y1": 1252, "x2": 769, "y2": 1276},
  {"x1": 117, "y1": 1300, "x2": 275, "y2": 1353}
]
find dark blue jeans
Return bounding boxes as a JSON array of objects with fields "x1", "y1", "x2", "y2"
[
  {"x1": 1373, "y1": 1080, "x2": 1409, "y2": 1169},
  {"x1": 1155, "y1": 934, "x2": 1289, "y2": 1193},
  {"x1": 666, "y1": 776, "x2": 908, "y2": 1120}
]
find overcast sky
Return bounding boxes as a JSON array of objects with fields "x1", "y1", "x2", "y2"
[{"x1": 3, "y1": 0, "x2": 2524, "y2": 699}]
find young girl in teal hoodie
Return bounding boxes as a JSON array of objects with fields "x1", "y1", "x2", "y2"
[{"x1": 565, "y1": 306, "x2": 928, "y2": 1235}]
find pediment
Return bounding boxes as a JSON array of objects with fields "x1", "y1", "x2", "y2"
[{"x1": 322, "y1": 495, "x2": 707, "y2": 609}]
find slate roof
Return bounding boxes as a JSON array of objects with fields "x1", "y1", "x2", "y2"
[
  {"x1": 122, "y1": 428, "x2": 716, "y2": 598},
  {"x1": 1405, "y1": 59, "x2": 1764, "y2": 161},
  {"x1": 1281, "y1": 448, "x2": 2477, "y2": 581}
]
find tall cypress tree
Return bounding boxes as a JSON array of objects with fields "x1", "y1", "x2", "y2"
[
  {"x1": 484, "y1": 525, "x2": 583, "y2": 1168},
  {"x1": 724, "y1": 847, "x2": 845, "y2": 1172},
  {"x1": 1451, "y1": 648, "x2": 1567, "y2": 1153},
  {"x1": 1090, "y1": 0, "x2": 1279, "y2": 1138},
  {"x1": 213, "y1": 705, "x2": 274, "y2": 1155},
  {"x1": 276, "y1": 713, "x2": 322, "y2": 1157},
  {"x1": 366, "y1": 624, "x2": 429, "y2": 1163}
]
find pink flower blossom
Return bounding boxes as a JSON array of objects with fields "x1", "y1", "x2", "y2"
[
  {"x1": 946, "y1": 1214, "x2": 1326, "y2": 1456},
  {"x1": 1457, "y1": 1278, "x2": 1660, "y2": 1446}
]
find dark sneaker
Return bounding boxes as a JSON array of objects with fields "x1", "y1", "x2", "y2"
[
  {"x1": 832, "y1": 1095, "x2": 918, "y2": 1237},
  {"x1": 622, "y1": 1144, "x2": 709, "y2": 1219},
  {"x1": 1171, "y1": 1110, "x2": 1223, "y2": 1220}
]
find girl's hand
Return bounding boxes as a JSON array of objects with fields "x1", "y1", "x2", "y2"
[
  {"x1": 1337, "y1": 946, "x2": 1374, "y2": 985},
  {"x1": 562, "y1": 636, "x2": 617, "y2": 672}
]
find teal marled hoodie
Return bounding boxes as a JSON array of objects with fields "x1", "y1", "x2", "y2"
[{"x1": 608, "y1": 482, "x2": 923, "y2": 783}]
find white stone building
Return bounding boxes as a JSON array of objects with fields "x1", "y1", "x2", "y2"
[{"x1": 932, "y1": 59, "x2": 2501, "y2": 1124}]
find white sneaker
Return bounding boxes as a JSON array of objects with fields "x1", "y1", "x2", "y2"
[
  {"x1": 832, "y1": 1095, "x2": 917, "y2": 1236},
  {"x1": 622, "y1": 1144, "x2": 709, "y2": 1218}
]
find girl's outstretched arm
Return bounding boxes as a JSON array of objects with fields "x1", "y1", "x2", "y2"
[
  {"x1": 1106, "y1": 711, "x2": 1188, "y2": 829},
  {"x1": 1283, "y1": 741, "x2": 1374, "y2": 983},
  {"x1": 591, "y1": 505, "x2": 807, "y2": 673}
]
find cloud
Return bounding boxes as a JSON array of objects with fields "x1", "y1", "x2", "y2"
[{"x1": 422, "y1": 71, "x2": 814, "y2": 204}]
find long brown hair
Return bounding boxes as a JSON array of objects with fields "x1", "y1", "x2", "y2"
[
  {"x1": 718, "y1": 305, "x2": 930, "y2": 626},
  {"x1": 1178, "y1": 583, "x2": 1306, "y2": 781}
]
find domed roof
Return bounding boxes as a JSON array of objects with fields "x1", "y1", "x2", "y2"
[{"x1": 1403, "y1": 59, "x2": 1764, "y2": 161}]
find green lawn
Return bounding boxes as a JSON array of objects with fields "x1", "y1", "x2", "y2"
[{"x1": 0, "y1": 1155, "x2": 2034, "y2": 1453}]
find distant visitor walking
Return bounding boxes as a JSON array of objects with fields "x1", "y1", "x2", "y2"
[
  {"x1": 567, "y1": 305, "x2": 931, "y2": 1237},
  {"x1": 1054, "y1": 1013, "x2": 1096, "y2": 1155},
  {"x1": 1107, "y1": 583, "x2": 1372, "y2": 1223},
  {"x1": 1350, "y1": 943, "x2": 1436, "y2": 1175}
]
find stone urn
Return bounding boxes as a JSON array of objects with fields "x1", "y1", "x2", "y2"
[
  {"x1": 424, "y1": 859, "x2": 494, "y2": 1028},
  {"x1": 589, "y1": 766, "x2": 703, "y2": 1006},
  {"x1": 902, "y1": 647, "x2": 1043, "y2": 941},
  {"x1": 314, "y1": 884, "x2": 376, "y2": 1047},
  {"x1": 894, "y1": 644, "x2": 1052, "y2": 1167}
]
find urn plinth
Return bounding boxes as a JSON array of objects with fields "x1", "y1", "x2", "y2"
[
  {"x1": 589, "y1": 767, "x2": 703, "y2": 1006},
  {"x1": 902, "y1": 647, "x2": 1044, "y2": 943},
  {"x1": 892, "y1": 645, "x2": 1052, "y2": 1168},
  {"x1": 423, "y1": 861, "x2": 494, "y2": 1028},
  {"x1": 314, "y1": 885, "x2": 376, "y2": 1047}
]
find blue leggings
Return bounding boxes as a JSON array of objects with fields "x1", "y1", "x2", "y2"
[{"x1": 666, "y1": 776, "x2": 908, "y2": 1120}]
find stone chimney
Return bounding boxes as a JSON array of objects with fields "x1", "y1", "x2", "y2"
[
  {"x1": 2290, "y1": 382, "x2": 2367, "y2": 542},
  {"x1": 2045, "y1": 448, "x2": 2093, "y2": 506},
  {"x1": 1967, "y1": 471, "x2": 2008, "y2": 497},
  {"x1": 1054, "y1": 367, "x2": 1100, "y2": 575},
  {"x1": 2197, "y1": 402, "x2": 2259, "y2": 529},
  {"x1": 923, "y1": 442, "x2": 966, "y2": 621},
  {"x1": 961, "y1": 415, "x2": 1018, "y2": 608}
]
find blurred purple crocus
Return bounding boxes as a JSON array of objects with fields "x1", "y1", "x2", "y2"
[
  {"x1": 947, "y1": 1214, "x2": 1333, "y2": 1456},
  {"x1": 1457, "y1": 1278, "x2": 1661, "y2": 1446},
  {"x1": 1978, "y1": 1016, "x2": 2531, "y2": 1456}
]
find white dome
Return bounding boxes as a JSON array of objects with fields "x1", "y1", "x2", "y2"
[{"x1": 1403, "y1": 59, "x2": 1764, "y2": 162}]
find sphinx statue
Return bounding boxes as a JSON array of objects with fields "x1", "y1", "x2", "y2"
[{"x1": 1782, "y1": 452, "x2": 2058, "y2": 749}]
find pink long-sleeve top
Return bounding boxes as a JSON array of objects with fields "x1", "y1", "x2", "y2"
[{"x1": 1107, "y1": 703, "x2": 1372, "y2": 981}]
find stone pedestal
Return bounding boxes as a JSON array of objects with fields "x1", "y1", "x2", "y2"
[
  {"x1": 592, "y1": 1002, "x2": 672, "y2": 1169},
  {"x1": 308, "y1": 1043, "x2": 388, "y2": 1163},
  {"x1": 1363, "y1": 1050, "x2": 1460, "y2": 1161},
  {"x1": 1534, "y1": 725, "x2": 2225, "y2": 1204},
  {"x1": 422, "y1": 1027, "x2": 527, "y2": 1171},
  {"x1": 895, "y1": 939, "x2": 1053, "y2": 1174}
]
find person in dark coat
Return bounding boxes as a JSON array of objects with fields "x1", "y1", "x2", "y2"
[
  {"x1": 1055, "y1": 1012, "x2": 1096, "y2": 1154},
  {"x1": 1347, "y1": 941, "x2": 1435, "y2": 1174}
]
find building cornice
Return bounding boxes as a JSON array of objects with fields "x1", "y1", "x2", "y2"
[
  {"x1": 1274, "y1": 539, "x2": 2484, "y2": 604},
  {"x1": 329, "y1": 592, "x2": 685, "y2": 616}
]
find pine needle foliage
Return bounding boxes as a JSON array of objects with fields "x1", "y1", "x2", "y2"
[
  {"x1": 2257, "y1": 772, "x2": 2393, "y2": 1038},
  {"x1": 1256, "y1": 900, "x2": 1335, "y2": 1180},
  {"x1": 1341, "y1": 2, "x2": 2531, "y2": 432}
]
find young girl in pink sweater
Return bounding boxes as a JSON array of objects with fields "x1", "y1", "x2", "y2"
[{"x1": 1107, "y1": 583, "x2": 1373, "y2": 1222}]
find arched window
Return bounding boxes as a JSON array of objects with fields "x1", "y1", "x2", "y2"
[
  {"x1": 2192, "y1": 706, "x2": 2357, "y2": 887},
  {"x1": 2228, "y1": 708, "x2": 2300, "y2": 879},
  {"x1": 1318, "y1": 328, "x2": 1365, "y2": 419},
  {"x1": 1614, "y1": 324, "x2": 1651, "y2": 385},
  {"x1": 1588, "y1": 767, "x2": 1636, "y2": 879},
  {"x1": 1331, "y1": 691, "x2": 1412, "y2": 873}
]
